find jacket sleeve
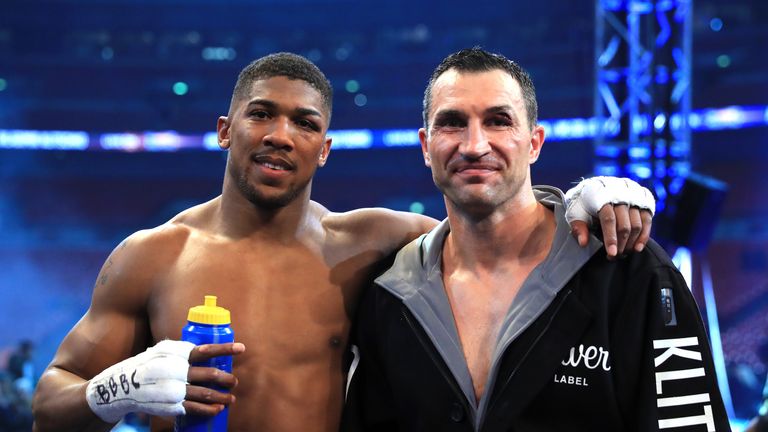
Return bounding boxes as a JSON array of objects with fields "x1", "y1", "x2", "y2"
[
  {"x1": 341, "y1": 284, "x2": 400, "y2": 432},
  {"x1": 612, "y1": 256, "x2": 732, "y2": 431}
]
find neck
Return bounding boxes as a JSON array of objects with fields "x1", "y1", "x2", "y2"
[
  {"x1": 443, "y1": 188, "x2": 555, "y2": 271},
  {"x1": 217, "y1": 179, "x2": 316, "y2": 242}
]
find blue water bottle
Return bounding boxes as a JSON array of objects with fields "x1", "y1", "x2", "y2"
[{"x1": 176, "y1": 295, "x2": 234, "y2": 432}]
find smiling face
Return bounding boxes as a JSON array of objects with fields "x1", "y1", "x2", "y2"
[
  {"x1": 218, "y1": 76, "x2": 332, "y2": 210},
  {"x1": 419, "y1": 68, "x2": 545, "y2": 217}
]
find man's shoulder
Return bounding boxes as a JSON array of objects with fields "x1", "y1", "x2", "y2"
[
  {"x1": 580, "y1": 238, "x2": 685, "y2": 297},
  {"x1": 622, "y1": 239, "x2": 679, "y2": 276},
  {"x1": 319, "y1": 204, "x2": 437, "y2": 254},
  {"x1": 112, "y1": 204, "x2": 212, "y2": 275}
]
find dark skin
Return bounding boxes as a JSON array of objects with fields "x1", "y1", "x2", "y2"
[{"x1": 32, "y1": 76, "x2": 651, "y2": 432}]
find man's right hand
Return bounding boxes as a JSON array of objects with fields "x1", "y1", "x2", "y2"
[
  {"x1": 183, "y1": 342, "x2": 245, "y2": 416},
  {"x1": 85, "y1": 340, "x2": 244, "y2": 423}
]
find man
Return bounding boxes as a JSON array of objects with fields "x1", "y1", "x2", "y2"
[
  {"x1": 31, "y1": 52, "x2": 653, "y2": 432},
  {"x1": 342, "y1": 48, "x2": 730, "y2": 431}
]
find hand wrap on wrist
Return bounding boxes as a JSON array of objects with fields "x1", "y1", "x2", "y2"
[
  {"x1": 86, "y1": 340, "x2": 195, "y2": 423},
  {"x1": 564, "y1": 176, "x2": 656, "y2": 225}
]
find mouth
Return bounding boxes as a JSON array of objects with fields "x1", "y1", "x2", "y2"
[
  {"x1": 452, "y1": 163, "x2": 499, "y2": 174},
  {"x1": 252, "y1": 154, "x2": 294, "y2": 172}
]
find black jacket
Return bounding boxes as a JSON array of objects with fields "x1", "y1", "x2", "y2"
[{"x1": 343, "y1": 188, "x2": 730, "y2": 432}]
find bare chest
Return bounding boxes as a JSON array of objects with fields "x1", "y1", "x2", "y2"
[
  {"x1": 444, "y1": 268, "x2": 533, "y2": 401},
  {"x1": 149, "y1": 243, "x2": 366, "y2": 356}
]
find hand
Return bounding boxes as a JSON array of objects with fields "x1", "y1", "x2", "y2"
[
  {"x1": 570, "y1": 205, "x2": 652, "y2": 257},
  {"x1": 86, "y1": 340, "x2": 196, "y2": 423},
  {"x1": 564, "y1": 176, "x2": 655, "y2": 258},
  {"x1": 183, "y1": 342, "x2": 245, "y2": 417}
]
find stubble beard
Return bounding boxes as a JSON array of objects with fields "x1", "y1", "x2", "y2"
[
  {"x1": 435, "y1": 169, "x2": 528, "y2": 221},
  {"x1": 230, "y1": 163, "x2": 309, "y2": 210}
]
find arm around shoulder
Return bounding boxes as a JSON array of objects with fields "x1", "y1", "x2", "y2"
[{"x1": 340, "y1": 207, "x2": 438, "y2": 256}]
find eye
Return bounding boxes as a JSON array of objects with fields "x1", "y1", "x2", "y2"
[
  {"x1": 487, "y1": 114, "x2": 513, "y2": 128},
  {"x1": 249, "y1": 110, "x2": 270, "y2": 120},
  {"x1": 295, "y1": 118, "x2": 320, "y2": 131},
  {"x1": 434, "y1": 114, "x2": 465, "y2": 130}
]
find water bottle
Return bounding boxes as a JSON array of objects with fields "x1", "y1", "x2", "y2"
[{"x1": 176, "y1": 295, "x2": 234, "y2": 432}]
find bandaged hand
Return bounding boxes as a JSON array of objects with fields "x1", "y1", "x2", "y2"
[
  {"x1": 564, "y1": 176, "x2": 655, "y2": 256},
  {"x1": 86, "y1": 340, "x2": 195, "y2": 423},
  {"x1": 565, "y1": 176, "x2": 655, "y2": 223}
]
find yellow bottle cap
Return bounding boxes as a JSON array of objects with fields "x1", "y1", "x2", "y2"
[{"x1": 187, "y1": 295, "x2": 231, "y2": 325}]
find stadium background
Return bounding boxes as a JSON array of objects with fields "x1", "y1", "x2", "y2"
[{"x1": 0, "y1": 0, "x2": 766, "y2": 429}]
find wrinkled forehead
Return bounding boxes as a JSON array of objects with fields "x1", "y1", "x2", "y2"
[{"x1": 429, "y1": 69, "x2": 524, "y2": 116}]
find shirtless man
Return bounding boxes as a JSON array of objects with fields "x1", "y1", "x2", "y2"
[{"x1": 31, "y1": 52, "x2": 654, "y2": 432}]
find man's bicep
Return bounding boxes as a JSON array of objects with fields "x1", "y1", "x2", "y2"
[
  {"x1": 51, "y1": 305, "x2": 150, "y2": 380},
  {"x1": 50, "y1": 241, "x2": 153, "y2": 378}
]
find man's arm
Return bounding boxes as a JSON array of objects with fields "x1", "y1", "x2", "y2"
[
  {"x1": 32, "y1": 235, "x2": 155, "y2": 432},
  {"x1": 354, "y1": 176, "x2": 655, "y2": 259},
  {"x1": 32, "y1": 230, "x2": 241, "y2": 431}
]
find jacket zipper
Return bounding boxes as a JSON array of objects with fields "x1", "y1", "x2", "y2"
[
  {"x1": 480, "y1": 289, "x2": 574, "y2": 431},
  {"x1": 401, "y1": 306, "x2": 474, "y2": 425}
]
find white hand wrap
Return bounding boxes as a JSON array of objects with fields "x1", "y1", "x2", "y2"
[
  {"x1": 86, "y1": 340, "x2": 195, "y2": 423},
  {"x1": 564, "y1": 176, "x2": 656, "y2": 225}
]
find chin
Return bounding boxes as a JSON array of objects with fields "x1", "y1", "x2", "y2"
[
  {"x1": 238, "y1": 177, "x2": 308, "y2": 210},
  {"x1": 244, "y1": 188, "x2": 299, "y2": 209}
]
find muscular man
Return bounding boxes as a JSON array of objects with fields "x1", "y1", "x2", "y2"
[
  {"x1": 32, "y1": 52, "x2": 654, "y2": 432},
  {"x1": 342, "y1": 48, "x2": 730, "y2": 431}
]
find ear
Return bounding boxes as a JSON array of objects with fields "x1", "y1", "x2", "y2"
[
  {"x1": 418, "y1": 127, "x2": 431, "y2": 167},
  {"x1": 217, "y1": 116, "x2": 231, "y2": 150},
  {"x1": 528, "y1": 124, "x2": 546, "y2": 164},
  {"x1": 317, "y1": 136, "x2": 332, "y2": 167}
]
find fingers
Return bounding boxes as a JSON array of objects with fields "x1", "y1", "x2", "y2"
[
  {"x1": 182, "y1": 366, "x2": 239, "y2": 417},
  {"x1": 183, "y1": 399, "x2": 226, "y2": 417},
  {"x1": 178, "y1": 343, "x2": 245, "y2": 418},
  {"x1": 186, "y1": 383, "x2": 236, "y2": 405},
  {"x1": 597, "y1": 205, "x2": 618, "y2": 258},
  {"x1": 569, "y1": 220, "x2": 590, "y2": 247},
  {"x1": 189, "y1": 342, "x2": 245, "y2": 363},
  {"x1": 611, "y1": 204, "x2": 631, "y2": 255},
  {"x1": 634, "y1": 209, "x2": 653, "y2": 252},
  {"x1": 624, "y1": 207, "x2": 643, "y2": 253},
  {"x1": 182, "y1": 385, "x2": 235, "y2": 417},
  {"x1": 187, "y1": 366, "x2": 238, "y2": 390}
]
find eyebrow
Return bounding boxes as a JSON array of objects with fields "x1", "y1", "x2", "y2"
[
  {"x1": 433, "y1": 109, "x2": 465, "y2": 121},
  {"x1": 485, "y1": 105, "x2": 517, "y2": 117},
  {"x1": 433, "y1": 105, "x2": 518, "y2": 121},
  {"x1": 246, "y1": 99, "x2": 323, "y2": 118}
]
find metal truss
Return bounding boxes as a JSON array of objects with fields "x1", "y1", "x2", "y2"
[{"x1": 594, "y1": 0, "x2": 692, "y2": 212}]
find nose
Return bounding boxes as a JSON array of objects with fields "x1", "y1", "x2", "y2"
[
  {"x1": 263, "y1": 117, "x2": 294, "y2": 150},
  {"x1": 459, "y1": 120, "x2": 491, "y2": 159}
]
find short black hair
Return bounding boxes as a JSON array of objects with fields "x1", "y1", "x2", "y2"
[
  {"x1": 231, "y1": 52, "x2": 333, "y2": 123},
  {"x1": 422, "y1": 47, "x2": 538, "y2": 131}
]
